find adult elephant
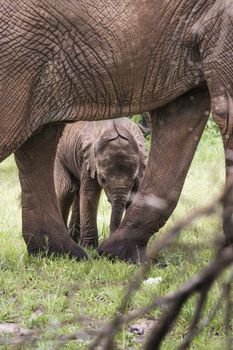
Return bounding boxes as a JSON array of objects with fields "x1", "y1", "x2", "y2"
[{"x1": 2, "y1": 0, "x2": 232, "y2": 261}]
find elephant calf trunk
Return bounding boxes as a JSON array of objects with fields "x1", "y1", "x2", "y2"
[{"x1": 110, "y1": 202, "x2": 126, "y2": 234}]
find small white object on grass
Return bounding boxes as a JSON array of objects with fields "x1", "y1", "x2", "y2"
[{"x1": 143, "y1": 277, "x2": 162, "y2": 285}]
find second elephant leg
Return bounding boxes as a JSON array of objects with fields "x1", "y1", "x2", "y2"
[
  {"x1": 55, "y1": 161, "x2": 75, "y2": 225},
  {"x1": 99, "y1": 88, "x2": 211, "y2": 262},
  {"x1": 212, "y1": 93, "x2": 233, "y2": 244},
  {"x1": 69, "y1": 192, "x2": 81, "y2": 243},
  {"x1": 14, "y1": 124, "x2": 87, "y2": 260}
]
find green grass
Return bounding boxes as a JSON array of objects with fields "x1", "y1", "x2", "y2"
[{"x1": 0, "y1": 124, "x2": 231, "y2": 350}]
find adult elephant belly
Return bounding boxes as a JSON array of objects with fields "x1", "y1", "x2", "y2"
[
  {"x1": 52, "y1": 0, "x2": 164, "y2": 119},
  {"x1": 50, "y1": 0, "x2": 204, "y2": 120},
  {"x1": 28, "y1": 0, "x2": 205, "y2": 124},
  {"x1": 0, "y1": 0, "x2": 205, "y2": 148}
]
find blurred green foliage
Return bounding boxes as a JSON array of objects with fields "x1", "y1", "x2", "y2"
[
  {"x1": 132, "y1": 113, "x2": 221, "y2": 150},
  {"x1": 205, "y1": 115, "x2": 220, "y2": 137}
]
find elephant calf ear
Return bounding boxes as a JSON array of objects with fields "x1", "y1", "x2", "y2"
[
  {"x1": 123, "y1": 118, "x2": 148, "y2": 180},
  {"x1": 88, "y1": 147, "x2": 96, "y2": 179},
  {"x1": 82, "y1": 124, "x2": 97, "y2": 179}
]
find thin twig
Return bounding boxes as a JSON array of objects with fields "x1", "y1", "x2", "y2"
[
  {"x1": 177, "y1": 288, "x2": 209, "y2": 350},
  {"x1": 224, "y1": 277, "x2": 233, "y2": 350}
]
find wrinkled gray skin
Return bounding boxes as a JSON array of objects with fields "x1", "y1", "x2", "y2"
[
  {"x1": 55, "y1": 118, "x2": 147, "y2": 248},
  {"x1": 2, "y1": 0, "x2": 233, "y2": 261}
]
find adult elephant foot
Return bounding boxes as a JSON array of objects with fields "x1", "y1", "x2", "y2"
[
  {"x1": 99, "y1": 235, "x2": 147, "y2": 263},
  {"x1": 61, "y1": 239, "x2": 87, "y2": 260},
  {"x1": 99, "y1": 88, "x2": 211, "y2": 262},
  {"x1": 15, "y1": 123, "x2": 87, "y2": 261},
  {"x1": 28, "y1": 234, "x2": 88, "y2": 260}
]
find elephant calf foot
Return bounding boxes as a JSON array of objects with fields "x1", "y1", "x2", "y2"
[
  {"x1": 80, "y1": 238, "x2": 98, "y2": 249},
  {"x1": 98, "y1": 236, "x2": 147, "y2": 263}
]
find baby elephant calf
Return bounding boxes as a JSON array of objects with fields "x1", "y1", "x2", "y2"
[{"x1": 54, "y1": 118, "x2": 147, "y2": 248}]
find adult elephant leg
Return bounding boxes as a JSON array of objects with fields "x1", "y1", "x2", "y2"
[
  {"x1": 211, "y1": 92, "x2": 233, "y2": 244},
  {"x1": 79, "y1": 179, "x2": 101, "y2": 248},
  {"x1": 14, "y1": 124, "x2": 87, "y2": 260},
  {"x1": 69, "y1": 192, "x2": 81, "y2": 243},
  {"x1": 99, "y1": 88, "x2": 210, "y2": 262}
]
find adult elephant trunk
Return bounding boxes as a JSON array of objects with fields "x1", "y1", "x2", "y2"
[{"x1": 110, "y1": 197, "x2": 127, "y2": 234}]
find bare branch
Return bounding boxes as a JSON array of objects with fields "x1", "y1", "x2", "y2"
[
  {"x1": 145, "y1": 247, "x2": 233, "y2": 350},
  {"x1": 224, "y1": 274, "x2": 233, "y2": 350}
]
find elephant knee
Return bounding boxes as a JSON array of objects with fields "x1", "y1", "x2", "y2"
[
  {"x1": 212, "y1": 93, "x2": 227, "y2": 117},
  {"x1": 211, "y1": 93, "x2": 233, "y2": 138}
]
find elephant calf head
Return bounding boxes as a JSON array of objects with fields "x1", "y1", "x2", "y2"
[{"x1": 84, "y1": 118, "x2": 147, "y2": 234}]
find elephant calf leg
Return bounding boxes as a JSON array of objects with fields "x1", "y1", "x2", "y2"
[
  {"x1": 55, "y1": 160, "x2": 75, "y2": 226},
  {"x1": 99, "y1": 88, "x2": 211, "y2": 262},
  {"x1": 14, "y1": 124, "x2": 87, "y2": 260}
]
